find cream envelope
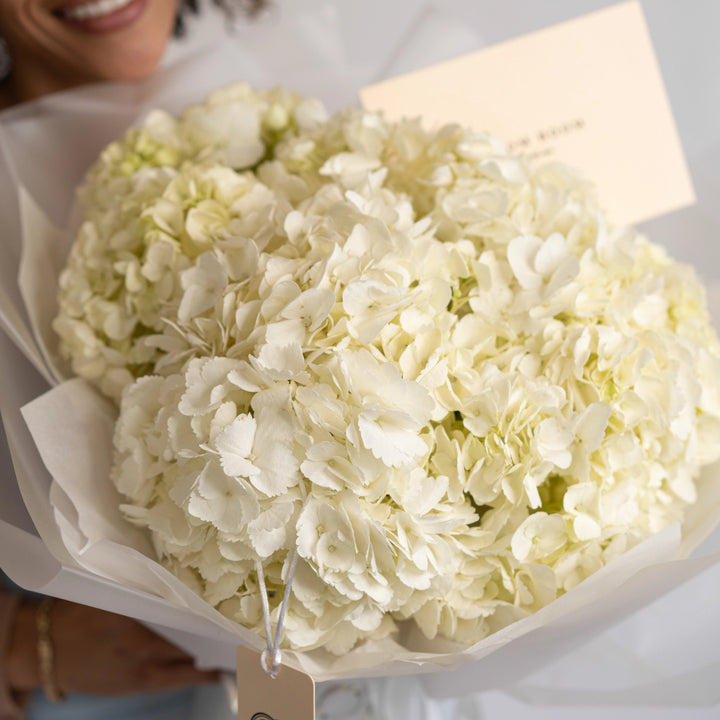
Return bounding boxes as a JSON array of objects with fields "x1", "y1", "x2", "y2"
[{"x1": 360, "y1": 0, "x2": 695, "y2": 228}]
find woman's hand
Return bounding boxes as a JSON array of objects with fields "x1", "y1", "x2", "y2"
[{"x1": 8, "y1": 598, "x2": 219, "y2": 696}]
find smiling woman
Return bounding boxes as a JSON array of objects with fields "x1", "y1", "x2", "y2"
[{"x1": 0, "y1": 0, "x2": 180, "y2": 108}]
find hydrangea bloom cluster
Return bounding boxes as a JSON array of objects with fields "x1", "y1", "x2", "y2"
[{"x1": 55, "y1": 84, "x2": 720, "y2": 653}]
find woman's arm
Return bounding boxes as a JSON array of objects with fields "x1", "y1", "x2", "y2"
[{"x1": 2, "y1": 592, "x2": 220, "y2": 712}]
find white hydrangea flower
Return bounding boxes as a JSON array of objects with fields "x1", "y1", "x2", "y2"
[{"x1": 57, "y1": 84, "x2": 720, "y2": 655}]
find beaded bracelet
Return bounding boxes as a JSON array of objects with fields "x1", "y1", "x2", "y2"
[{"x1": 36, "y1": 599, "x2": 64, "y2": 703}]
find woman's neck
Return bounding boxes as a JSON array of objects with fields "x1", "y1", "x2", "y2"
[{"x1": 0, "y1": 65, "x2": 90, "y2": 111}]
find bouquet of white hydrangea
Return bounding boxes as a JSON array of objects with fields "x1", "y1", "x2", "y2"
[{"x1": 53, "y1": 83, "x2": 720, "y2": 655}]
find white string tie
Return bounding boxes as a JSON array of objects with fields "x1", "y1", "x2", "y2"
[{"x1": 255, "y1": 549, "x2": 300, "y2": 678}]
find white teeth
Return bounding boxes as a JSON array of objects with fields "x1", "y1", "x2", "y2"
[{"x1": 60, "y1": 0, "x2": 135, "y2": 20}]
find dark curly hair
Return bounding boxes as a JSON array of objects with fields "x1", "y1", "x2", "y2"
[{"x1": 174, "y1": 0, "x2": 269, "y2": 37}]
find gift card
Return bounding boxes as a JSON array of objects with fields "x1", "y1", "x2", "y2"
[
  {"x1": 360, "y1": 1, "x2": 695, "y2": 228},
  {"x1": 236, "y1": 644, "x2": 315, "y2": 720}
]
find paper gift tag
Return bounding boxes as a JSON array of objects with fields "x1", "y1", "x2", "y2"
[
  {"x1": 360, "y1": 0, "x2": 695, "y2": 228},
  {"x1": 236, "y1": 644, "x2": 315, "y2": 720}
]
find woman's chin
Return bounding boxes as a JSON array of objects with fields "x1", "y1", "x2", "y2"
[
  {"x1": 93, "y1": 57, "x2": 165, "y2": 83},
  {"x1": 72, "y1": 40, "x2": 170, "y2": 84}
]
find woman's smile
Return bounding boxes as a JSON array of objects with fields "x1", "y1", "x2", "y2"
[
  {"x1": 54, "y1": 0, "x2": 148, "y2": 32},
  {"x1": 0, "y1": 0, "x2": 179, "y2": 105}
]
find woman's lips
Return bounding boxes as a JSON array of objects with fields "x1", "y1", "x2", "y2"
[{"x1": 54, "y1": 0, "x2": 148, "y2": 33}]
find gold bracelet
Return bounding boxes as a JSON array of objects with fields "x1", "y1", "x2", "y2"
[{"x1": 36, "y1": 599, "x2": 64, "y2": 703}]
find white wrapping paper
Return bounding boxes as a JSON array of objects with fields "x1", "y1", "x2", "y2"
[
  {"x1": 15, "y1": 360, "x2": 720, "y2": 681},
  {"x1": 2, "y1": 1, "x2": 720, "y2": 707}
]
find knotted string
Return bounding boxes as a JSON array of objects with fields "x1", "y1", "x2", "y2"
[{"x1": 255, "y1": 549, "x2": 300, "y2": 678}]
